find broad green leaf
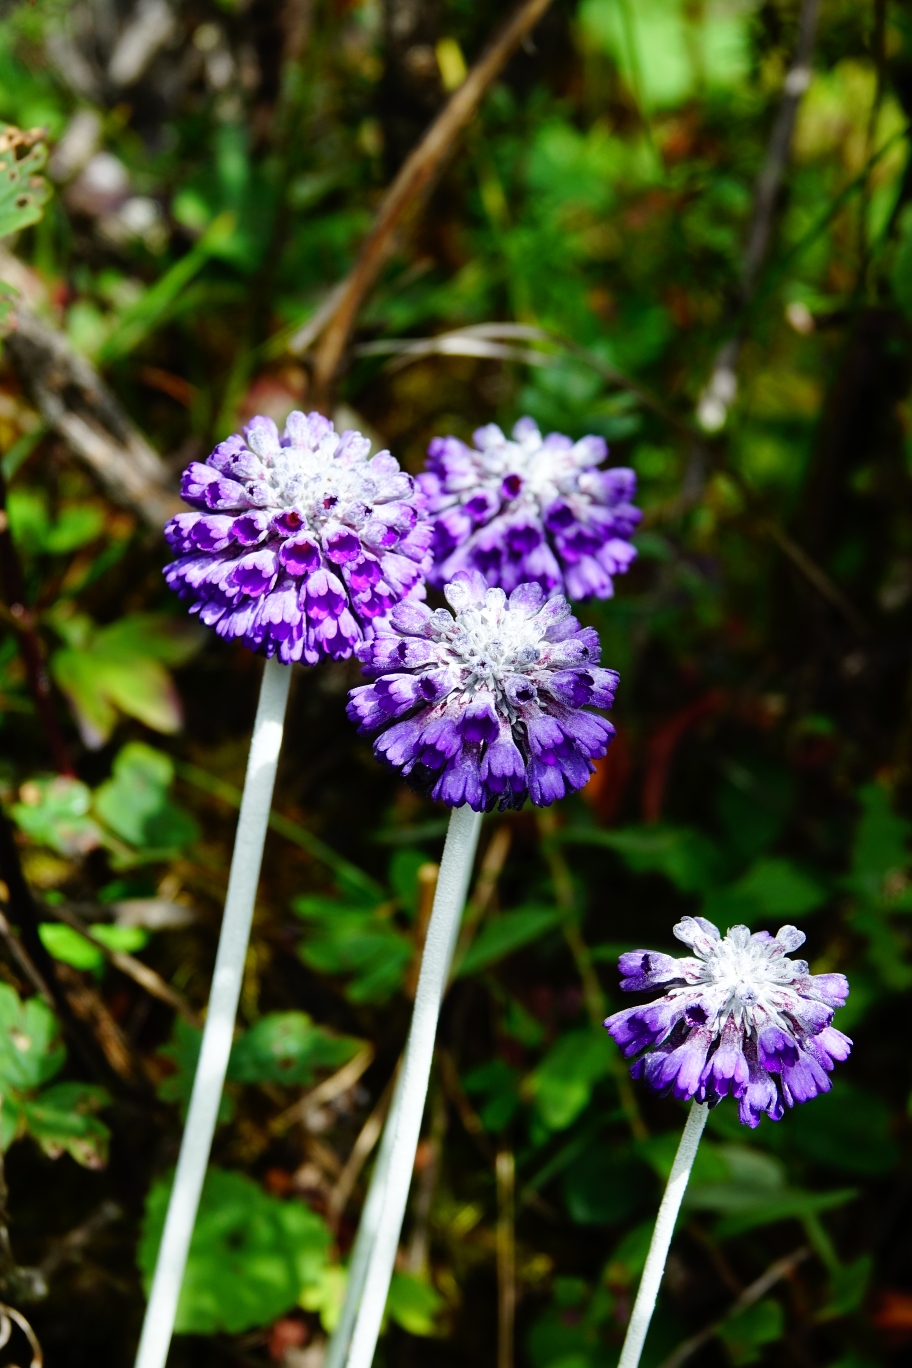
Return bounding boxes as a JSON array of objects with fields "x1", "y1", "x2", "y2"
[
  {"x1": 12, "y1": 776, "x2": 102, "y2": 856},
  {"x1": 39, "y1": 924, "x2": 105, "y2": 972},
  {"x1": 228, "y1": 1012, "x2": 362, "y2": 1086},
  {"x1": 716, "y1": 760, "x2": 794, "y2": 862},
  {"x1": 561, "y1": 1147, "x2": 649, "y2": 1226},
  {"x1": 725, "y1": 858, "x2": 828, "y2": 918},
  {"x1": 463, "y1": 1059, "x2": 521, "y2": 1132},
  {"x1": 94, "y1": 743, "x2": 199, "y2": 853},
  {"x1": 21, "y1": 1081, "x2": 110, "y2": 1168},
  {"x1": 783, "y1": 1083, "x2": 898, "y2": 1176},
  {"x1": 525, "y1": 1029, "x2": 613, "y2": 1131},
  {"x1": 139, "y1": 1166, "x2": 331, "y2": 1335},
  {"x1": 717, "y1": 1298, "x2": 783, "y2": 1365},
  {"x1": 713, "y1": 1188, "x2": 857, "y2": 1238},
  {"x1": 51, "y1": 615, "x2": 202, "y2": 747},
  {"x1": 386, "y1": 1273, "x2": 445, "y2": 1336},
  {"x1": 0, "y1": 984, "x2": 65, "y2": 1094},
  {"x1": 458, "y1": 906, "x2": 560, "y2": 976},
  {"x1": 0, "y1": 125, "x2": 50, "y2": 239},
  {"x1": 561, "y1": 825, "x2": 724, "y2": 894},
  {"x1": 293, "y1": 897, "x2": 412, "y2": 1004},
  {"x1": 848, "y1": 784, "x2": 910, "y2": 901}
]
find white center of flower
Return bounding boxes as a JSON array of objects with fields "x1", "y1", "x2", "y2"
[
  {"x1": 446, "y1": 597, "x2": 544, "y2": 694},
  {"x1": 475, "y1": 430, "x2": 581, "y2": 506},
  {"x1": 256, "y1": 441, "x2": 375, "y2": 530},
  {"x1": 684, "y1": 926, "x2": 806, "y2": 1033}
]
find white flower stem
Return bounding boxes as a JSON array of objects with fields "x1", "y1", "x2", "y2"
[
  {"x1": 617, "y1": 1102, "x2": 709, "y2": 1368},
  {"x1": 324, "y1": 1065, "x2": 406, "y2": 1368},
  {"x1": 134, "y1": 656, "x2": 292, "y2": 1368},
  {"x1": 344, "y1": 803, "x2": 482, "y2": 1368}
]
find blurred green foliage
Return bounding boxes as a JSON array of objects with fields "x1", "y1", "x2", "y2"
[{"x1": 0, "y1": 0, "x2": 910, "y2": 1365}]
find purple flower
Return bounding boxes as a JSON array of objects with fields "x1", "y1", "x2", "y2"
[
  {"x1": 417, "y1": 417, "x2": 641, "y2": 600},
  {"x1": 346, "y1": 570, "x2": 619, "y2": 812},
  {"x1": 163, "y1": 412, "x2": 432, "y2": 664},
  {"x1": 605, "y1": 918, "x2": 851, "y2": 1128}
]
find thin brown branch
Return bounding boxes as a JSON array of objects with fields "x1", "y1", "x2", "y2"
[
  {"x1": 406, "y1": 862, "x2": 441, "y2": 998},
  {"x1": 763, "y1": 520, "x2": 868, "y2": 637},
  {"x1": 309, "y1": 0, "x2": 557, "y2": 406},
  {"x1": 496, "y1": 1149, "x2": 516, "y2": 1368},
  {"x1": 271, "y1": 1044, "x2": 375, "y2": 1135},
  {"x1": 42, "y1": 902, "x2": 201, "y2": 1027},
  {"x1": 327, "y1": 1066, "x2": 397, "y2": 1232},
  {"x1": 406, "y1": 1085, "x2": 446, "y2": 1274},
  {"x1": 1, "y1": 252, "x2": 181, "y2": 530},
  {"x1": 450, "y1": 823, "x2": 512, "y2": 979},
  {"x1": 698, "y1": 0, "x2": 820, "y2": 431},
  {"x1": 657, "y1": 1247, "x2": 811, "y2": 1368}
]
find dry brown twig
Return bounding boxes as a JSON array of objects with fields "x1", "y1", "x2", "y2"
[{"x1": 305, "y1": 0, "x2": 558, "y2": 406}]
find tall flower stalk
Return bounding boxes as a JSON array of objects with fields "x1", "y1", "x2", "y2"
[
  {"x1": 605, "y1": 917, "x2": 852, "y2": 1368},
  {"x1": 136, "y1": 412, "x2": 430, "y2": 1368},
  {"x1": 340, "y1": 568, "x2": 619, "y2": 1366},
  {"x1": 134, "y1": 655, "x2": 290, "y2": 1368}
]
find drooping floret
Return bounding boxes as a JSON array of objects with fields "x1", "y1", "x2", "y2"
[
  {"x1": 605, "y1": 917, "x2": 852, "y2": 1128},
  {"x1": 418, "y1": 417, "x2": 641, "y2": 601},
  {"x1": 347, "y1": 570, "x2": 619, "y2": 812},
  {"x1": 164, "y1": 411, "x2": 432, "y2": 664}
]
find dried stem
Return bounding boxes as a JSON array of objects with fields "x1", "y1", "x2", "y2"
[
  {"x1": 657, "y1": 1246, "x2": 810, "y2": 1368},
  {"x1": 496, "y1": 1149, "x2": 516, "y2": 1368},
  {"x1": 309, "y1": 0, "x2": 557, "y2": 406},
  {"x1": 0, "y1": 461, "x2": 73, "y2": 775},
  {"x1": 327, "y1": 1066, "x2": 397, "y2": 1233}
]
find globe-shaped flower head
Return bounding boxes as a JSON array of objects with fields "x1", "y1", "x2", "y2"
[
  {"x1": 347, "y1": 570, "x2": 619, "y2": 811},
  {"x1": 605, "y1": 917, "x2": 852, "y2": 1128},
  {"x1": 164, "y1": 412, "x2": 432, "y2": 664},
  {"x1": 418, "y1": 417, "x2": 641, "y2": 600}
]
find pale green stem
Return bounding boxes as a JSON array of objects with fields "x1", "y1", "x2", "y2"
[
  {"x1": 617, "y1": 1103, "x2": 709, "y2": 1368},
  {"x1": 134, "y1": 657, "x2": 291, "y2": 1368},
  {"x1": 343, "y1": 804, "x2": 482, "y2": 1368}
]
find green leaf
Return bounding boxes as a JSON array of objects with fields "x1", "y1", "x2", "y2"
[
  {"x1": 458, "y1": 906, "x2": 560, "y2": 976},
  {"x1": 525, "y1": 1029, "x2": 613, "y2": 1131},
  {"x1": 388, "y1": 849, "x2": 430, "y2": 914},
  {"x1": 51, "y1": 614, "x2": 203, "y2": 747},
  {"x1": 561, "y1": 825, "x2": 724, "y2": 894},
  {"x1": 848, "y1": 784, "x2": 910, "y2": 901},
  {"x1": 784, "y1": 1083, "x2": 899, "y2": 1176},
  {"x1": 228, "y1": 1012, "x2": 362, "y2": 1086},
  {"x1": 723, "y1": 858, "x2": 828, "y2": 918},
  {"x1": 293, "y1": 897, "x2": 412, "y2": 1004},
  {"x1": 94, "y1": 743, "x2": 199, "y2": 853},
  {"x1": 717, "y1": 1298, "x2": 784, "y2": 1365},
  {"x1": 0, "y1": 984, "x2": 65, "y2": 1094},
  {"x1": 12, "y1": 776, "x2": 103, "y2": 856},
  {"x1": 386, "y1": 1273, "x2": 445, "y2": 1336},
  {"x1": 463, "y1": 1059, "x2": 521, "y2": 1132},
  {"x1": 39, "y1": 923, "x2": 105, "y2": 972},
  {"x1": 157, "y1": 1019, "x2": 234, "y2": 1123},
  {"x1": 21, "y1": 1081, "x2": 110, "y2": 1168},
  {"x1": 0, "y1": 125, "x2": 50, "y2": 239},
  {"x1": 561, "y1": 1146, "x2": 649, "y2": 1226},
  {"x1": 138, "y1": 1166, "x2": 332, "y2": 1335},
  {"x1": 43, "y1": 503, "x2": 105, "y2": 554},
  {"x1": 713, "y1": 1187, "x2": 857, "y2": 1238}
]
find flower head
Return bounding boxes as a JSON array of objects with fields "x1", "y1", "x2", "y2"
[
  {"x1": 346, "y1": 570, "x2": 618, "y2": 811},
  {"x1": 418, "y1": 417, "x2": 641, "y2": 600},
  {"x1": 164, "y1": 412, "x2": 432, "y2": 664},
  {"x1": 604, "y1": 917, "x2": 851, "y2": 1128}
]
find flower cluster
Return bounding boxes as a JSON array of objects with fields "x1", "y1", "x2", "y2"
[
  {"x1": 164, "y1": 412, "x2": 431, "y2": 664},
  {"x1": 418, "y1": 417, "x2": 641, "y2": 600},
  {"x1": 605, "y1": 917, "x2": 851, "y2": 1127},
  {"x1": 346, "y1": 570, "x2": 618, "y2": 811}
]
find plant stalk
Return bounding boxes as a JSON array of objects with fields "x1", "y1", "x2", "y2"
[
  {"x1": 133, "y1": 656, "x2": 291, "y2": 1368},
  {"x1": 617, "y1": 1102, "x2": 708, "y2": 1368},
  {"x1": 343, "y1": 804, "x2": 482, "y2": 1368}
]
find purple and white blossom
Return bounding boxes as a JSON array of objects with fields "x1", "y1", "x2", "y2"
[
  {"x1": 164, "y1": 411, "x2": 432, "y2": 664},
  {"x1": 418, "y1": 417, "x2": 641, "y2": 600},
  {"x1": 605, "y1": 917, "x2": 851, "y2": 1128},
  {"x1": 347, "y1": 570, "x2": 618, "y2": 811}
]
